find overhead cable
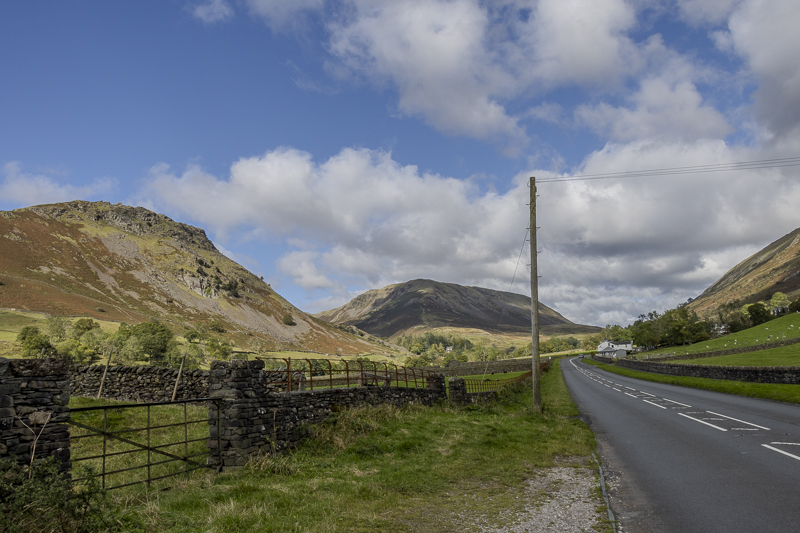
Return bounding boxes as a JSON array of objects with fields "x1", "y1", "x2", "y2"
[{"x1": 537, "y1": 156, "x2": 800, "y2": 183}]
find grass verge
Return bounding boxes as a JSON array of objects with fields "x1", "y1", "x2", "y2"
[
  {"x1": 584, "y1": 359, "x2": 800, "y2": 404},
  {"x1": 81, "y1": 359, "x2": 598, "y2": 532},
  {"x1": 672, "y1": 344, "x2": 800, "y2": 366}
]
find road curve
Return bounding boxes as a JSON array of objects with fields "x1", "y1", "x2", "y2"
[{"x1": 561, "y1": 357, "x2": 800, "y2": 533}]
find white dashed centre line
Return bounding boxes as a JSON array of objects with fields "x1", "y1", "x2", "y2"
[
  {"x1": 678, "y1": 412, "x2": 727, "y2": 431},
  {"x1": 706, "y1": 411, "x2": 770, "y2": 430},
  {"x1": 643, "y1": 399, "x2": 667, "y2": 409},
  {"x1": 662, "y1": 398, "x2": 692, "y2": 407},
  {"x1": 625, "y1": 393, "x2": 638, "y2": 398},
  {"x1": 762, "y1": 444, "x2": 800, "y2": 462}
]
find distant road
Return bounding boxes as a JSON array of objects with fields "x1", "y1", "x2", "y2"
[{"x1": 562, "y1": 357, "x2": 800, "y2": 533}]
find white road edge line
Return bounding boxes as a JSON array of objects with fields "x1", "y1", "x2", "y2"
[
  {"x1": 762, "y1": 444, "x2": 800, "y2": 462},
  {"x1": 678, "y1": 412, "x2": 727, "y2": 431},
  {"x1": 643, "y1": 400, "x2": 667, "y2": 409},
  {"x1": 706, "y1": 411, "x2": 770, "y2": 430},
  {"x1": 662, "y1": 398, "x2": 692, "y2": 407}
]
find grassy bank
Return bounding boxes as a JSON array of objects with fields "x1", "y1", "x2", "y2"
[
  {"x1": 634, "y1": 313, "x2": 800, "y2": 358},
  {"x1": 74, "y1": 359, "x2": 597, "y2": 532},
  {"x1": 672, "y1": 344, "x2": 800, "y2": 366},
  {"x1": 584, "y1": 359, "x2": 800, "y2": 404}
]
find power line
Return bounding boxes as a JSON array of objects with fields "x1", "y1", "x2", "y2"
[
  {"x1": 508, "y1": 226, "x2": 529, "y2": 293},
  {"x1": 537, "y1": 156, "x2": 800, "y2": 183}
]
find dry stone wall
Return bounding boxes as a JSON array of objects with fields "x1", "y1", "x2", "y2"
[
  {"x1": 0, "y1": 358, "x2": 71, "y2": 470},
  {"x1": 594, "y1": 355, "x2": 800, "y2": 384},
  {"x1": 207, "y1": 360, "x2": 446, "y2": 468},
  {"x1": 71, "y1": 365, "x2": 210, "y2": 402},
  {"x1": 447, "y1": 377, "x2": 498, "y2": 405}
]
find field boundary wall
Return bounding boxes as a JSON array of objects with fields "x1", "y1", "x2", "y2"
[
  {"x1": 593, "y1": 355, "x2": 800, "y2": 384},
  {"x1": 207, "y1": 360, "x2": 446, "y2": 468},
  {"x1": 0, "y1": 358, "x2": 71, "y2": 470},
  {"x1": 641, "y1": 336, "x2": 800, "y2": 362}
]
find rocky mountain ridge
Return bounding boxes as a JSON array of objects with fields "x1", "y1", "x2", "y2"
[
  {"x1": 0, "y1": 200, "x2": 377, "y2": 353},
  {"x1": 315, "y1": 278, "x2": 599, "y2": 338}
]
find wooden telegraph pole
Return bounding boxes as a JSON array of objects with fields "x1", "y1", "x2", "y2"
[{"x1": 530, "y1": 177, "x2": 542, "y2": 412}]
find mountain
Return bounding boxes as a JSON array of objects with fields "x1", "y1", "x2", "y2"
[
  {"x1": 687, "y1": 227, "x2": 800, "y2": 319},
  {"x1": 315, "y1": 278, "x2": 599, "y2": 338},
  {"x1": 0, "y1": 200, "x2": 379, "y2": 353}
]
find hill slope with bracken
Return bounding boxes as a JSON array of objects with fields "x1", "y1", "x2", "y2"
[
  {"x1": 687, "y1": 227, "x2": 800, "y2": 319},
  {"x1": 0, "y1": 200, "x2": 377, "y2": 353},
  {"x1": 315, "y1": 278, "x2": 599, "y2": 338}
]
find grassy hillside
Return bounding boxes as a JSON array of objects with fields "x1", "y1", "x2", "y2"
[
  {"x1": 673, "y1": 345, "x2": 800, "y2": 367},
  {"x1": 688, "y1": 227, "x2": 800, "y2": 319},
  {"x1": 634, "y1": 313, "x2": 800, "y2": 358},
  {"x1": 0, "y1": 201, "x2": 385, "y2": 355}
]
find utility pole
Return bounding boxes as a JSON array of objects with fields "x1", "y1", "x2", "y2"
[{"x1": 530, "y1": 177, "x2": 542, "y2": 412}]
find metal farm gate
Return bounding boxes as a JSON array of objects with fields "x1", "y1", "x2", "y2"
[{"x1": 68, "y1": 398, "x2": 221, "y2": 490}]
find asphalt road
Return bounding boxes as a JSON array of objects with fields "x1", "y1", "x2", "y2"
[{"x1": 561, "y1": 357, "x2": 800, "y2": 533}]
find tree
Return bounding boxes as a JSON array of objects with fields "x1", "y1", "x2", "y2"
[
  {"x1": 16, "y1": 326, "x2": 54, "y2": 358},
  {"x1": 790, "y1": 298, "x2": 800, "y2": 313},
  {"x1": 45, "y1": 316, "x2": 69, "y2": 342},
  {"x1": 746, "y1": 303, "x2": 770, "y2": 326},
  {"x1": 72, "y1": 318, "x2": 100, "y2": 339},
  {"x1": 206, "y1": 337, "x2": 232, "y2": 360},
  {"x1": 129, "y1": 321, "x2": 174, "y2": 364},
  {"x1": 770, "y1": 292, "x2": 791, "y2": 312}
]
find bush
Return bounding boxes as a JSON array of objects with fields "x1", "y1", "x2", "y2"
[
  {"x1": 282, "y1": 313, "x2": 296, "y2": 326},
  {"x1": 16, "y1": 326, "x2": 55, "y2": 358},
  {"x1": 0, "y1": 457, "x2": 116, "y2": 532}
]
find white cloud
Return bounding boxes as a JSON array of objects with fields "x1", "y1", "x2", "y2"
[
  {"x1": 144, "y1": 141, "x2": 800, "y2": 325},
  {"x1": 191, "y1": 0, "x2": 234, "y2": 24},
  {"x1": 724, "y1": 0, "x2": 800, "y2": 136},
  {"x1": 277, "y1": 251, "x2": 337, "y2": 290},
  {"x1": 676, "y1": 0, "x2": 742, "y2": 26},
  {"x1": 326, "y1": 0, "x2": 526, "y2": 148},
  {"x1": 575, "y1": 64, "x2": 733, "y2": 142},
  {"x1": 0, "y1": 162, "x2": 114, "y2": 207}
]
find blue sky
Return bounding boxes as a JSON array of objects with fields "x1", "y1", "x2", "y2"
[{"x1": 2, "y1": 0, "x2": 799, "y2": 327}]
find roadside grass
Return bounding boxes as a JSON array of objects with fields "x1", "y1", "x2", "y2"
[
  {"x1": 634, "y1": 313, "x2": 800, "y2": 358},
  {"x1": 85, "y1": 359, "x2": 598, "y2": 532},
  {"x1": 673, "y1": 344, "x2": 800, "y2": 366},
  {"x1": 584, "y1": 359, "x2": 800, "y2": 404}
]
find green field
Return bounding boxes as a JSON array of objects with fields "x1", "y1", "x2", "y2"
[
  {"x1": 52, "y1": 360, "x2": 605, "y2": 532},
  {"x1": 673, "y1": 344, "x2": 800, "y2": 366},
  {"x1": 635, "y1": 313, "x2": 800, "y2": 358}
]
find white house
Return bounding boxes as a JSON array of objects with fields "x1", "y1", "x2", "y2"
[{"x1": 597, "y1": 339, "x2": 633, "y2": 353}]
